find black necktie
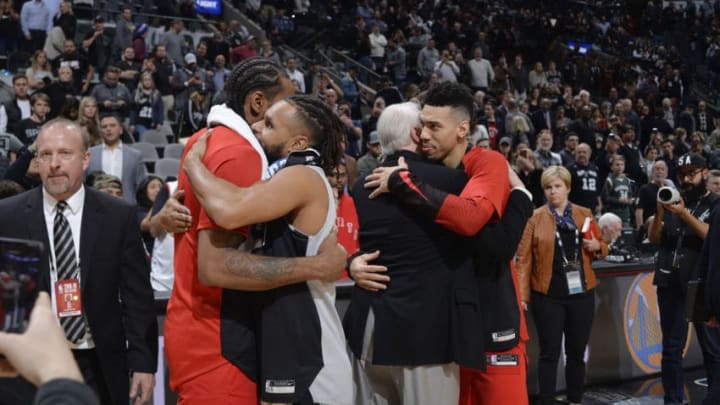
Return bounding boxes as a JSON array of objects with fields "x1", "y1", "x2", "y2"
[{"x1": 54, "y1": 201, "x2": 85, "y2": 343}]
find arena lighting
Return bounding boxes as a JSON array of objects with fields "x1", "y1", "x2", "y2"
[{"x1": 550, "y1": 18, "x2": 557, "y2": 27}]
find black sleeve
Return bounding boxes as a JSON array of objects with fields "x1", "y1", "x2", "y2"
[
  {"x1": 471, "y1": 189, "x2": 533, "y2": 263},
  {"x1": 4, "y1": 146, "x2": 34, "y2": 186},
  {"x1": 150, "y1": 183, "x2": 170, "y2": 216},
  {"x1": 33, "y1": 379, "x2": 99, "y2": 405}
]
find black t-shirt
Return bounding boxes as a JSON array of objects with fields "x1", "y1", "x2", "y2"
[
  {"x1": 14, "y1": 118, "x2": 43, "y2": 145},
  {"x1": 637, "y1": 183, "x2": 661, "y2": 222},
  {"x1": 569, "y1": 162, "x2": 600, "y2": 212},
  {"x1": 548, "y1": 226, "x2": 584, "y2": 297},
  {"x1": 53, "y1": 54, "x2": 90, "y2": 92}
]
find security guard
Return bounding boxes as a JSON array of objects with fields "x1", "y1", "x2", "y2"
[{"x1": 648, "y1": 153, "x2": 720, "y2": 405}]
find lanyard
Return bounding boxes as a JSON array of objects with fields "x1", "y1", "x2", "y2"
[{"x1": 555, "y1": 229, "x2": 579, "y2": 266}]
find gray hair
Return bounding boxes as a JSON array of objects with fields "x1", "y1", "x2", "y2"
[
  {"x1": 377, "y1": 102, "x2": 421, "y2": 155},
  {"x1": 598, "y1": 212, "x2": 622, "y2": 229}
]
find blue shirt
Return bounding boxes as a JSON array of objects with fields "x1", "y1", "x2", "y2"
[{"x1": 20, "y1": 0, "x2": 51, "y2": 36}]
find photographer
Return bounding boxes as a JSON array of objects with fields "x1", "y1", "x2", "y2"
[{"x1": 648, "y1": 153, "x2": 720, "y2": 405}]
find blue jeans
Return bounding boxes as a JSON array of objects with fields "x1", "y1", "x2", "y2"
[{"x1": 658, "y1": 285, "x2": 720, "y2": 404}]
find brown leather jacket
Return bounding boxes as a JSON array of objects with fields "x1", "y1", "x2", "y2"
[{"x1": 516, "y1": 204, "x2": 608, "y2": 302}]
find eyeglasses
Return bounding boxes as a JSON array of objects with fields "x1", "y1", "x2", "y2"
[
  {"x1": 36, "y1": 151, "x2": 76, "y2": 163},
  {"x1": 678, "y1": 169, "x2": 702, "y2": 181}
]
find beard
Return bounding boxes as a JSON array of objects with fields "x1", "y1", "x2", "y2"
[
  {"x1": 680, "y1": 180, "x2": 707, "y2": 202},
  {"x1": 263, "y1": 143, "x2": 285, "y2": 165}
]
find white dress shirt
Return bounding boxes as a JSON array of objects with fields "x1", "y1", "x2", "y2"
[
  {"x1": 101, "y1": 142, "x2": 124, "y2": 179},
  {"x1": 43, "y1": 186, "x2": 94, "y2": 349}
]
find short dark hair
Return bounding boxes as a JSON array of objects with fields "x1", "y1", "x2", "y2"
[
  {"x1": 224, "y1": 57, "x2": 289, "y2": 120},
  {"x1": 0, "y1": 180, "x2": 25, "y2": 199},
  {"x1": 423, "y1": 81, "x2": 475, "y2": 127},
  {"x1": 12, "y1": 74, "x2": 27, "y2": 85},
  {"x1": 99, "y1": 113, "x2": 122, "y2": 125}
]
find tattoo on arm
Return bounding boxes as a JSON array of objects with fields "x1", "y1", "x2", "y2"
[
  {"x1": 221, "y1": 234, "x2": 296, "y2": 281},
  {"x1": 224, "y1": 253, "x2": 295, "y2": 281}
]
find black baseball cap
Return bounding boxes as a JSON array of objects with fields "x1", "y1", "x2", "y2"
[{"x1": 677, "y1": 152, "x2": 707, "y2": 171}]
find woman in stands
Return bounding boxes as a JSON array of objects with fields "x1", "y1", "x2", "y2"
[
  {"x1": 129, "y1": 71, "x2": 164, "y2": 140},
  {"x1": 25, "y1": 50, "x2": 54, "y2": 91},
  {"x1": 516, "y1": 166, "x2": 608, "y2": 405},
  {"x1": 77, "y1": 96, "x2": 101, "y2": 146},
  {"x1": 136, "y1": 175, "x2": 164, "y2": 256},
  {"x1": 180, "y1": 89, "x2": 208, "y2": 139}
]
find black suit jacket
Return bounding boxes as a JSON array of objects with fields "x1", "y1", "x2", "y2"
[
  {"x1": 344, "y1": 151, "x2": 477, "y2": 367},
  {"x1": 531, "y1": 109, "x2": 555, "y2": 134},
  {"x1": 0, "y1": 187, "x2": 157, "y2": 405}
]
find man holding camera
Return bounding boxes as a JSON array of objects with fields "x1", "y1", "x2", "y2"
[{"x1": 648, "y1": 152, "x2": 720, "y2": 405}]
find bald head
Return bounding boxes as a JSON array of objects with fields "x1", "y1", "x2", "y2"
[{"x1": 575, "y1": 143, "x2": 592, "y2": 165}]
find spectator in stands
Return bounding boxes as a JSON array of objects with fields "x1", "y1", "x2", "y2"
[
  {"x1": 136, "y1": 174, "x2": 163, "y2": 256},
  {"x1": 271, "y1": 6, "x2": 295, "y2": 43},
  {"x1": 230, "y1": 35, "x2": 257, "y2": 65},
  {"x1": 708, "y1": 170, "x2": 720, "y2": 194},
  {"x1": 91, "y1": 173, "x2": 123, "y2": 198},
  {"x1": 492, "y1": 54, "x2": 511, "y2": 94},
  {"x1": 194, "y1": 41, "x2": 210, "y2": 70},
  {"x1": 361, "y1": 96, "x2": 384, "y2": 143},
  {"x1": 386, "y1": 39, "x2": 406, "y2": 85},
  {"x1": 43, "y1": 65, "x2": 76, "y2": 119},
  {"x1": 677, "y1": 104, "x2": 697, "y2": 136},
  {"x1": 147, "y1": 179, "x2": 177, "y2": 292},
  {"x1": 528, "y1": 62, "x2": 548, "y2": 90},
  {"x1": 77, "y1": 96, "x2": 100, "y2": 146},
  {"x1": 696, "y1": 100, "x2": 714, "y2": 136},
  {"x1": 258, "y1": 38, "x2": 281, "y2": 66},
  {"x1": 641, "y1": 145, "x2": 660, "y2": 181},
  {"x1": 598, "y1": 212, "x2": 623, "y2": 245},
  {"x1": 304, "y1": 60, "x2": 322, "y2": 95},
  {"x1": 0, "y1": 74, "x2": 30, "y2": 135},
  {"x1": 434, "y1": 49, "x2": 459, "y2": 83},
  {"x1": 467, "y1": 47, "x2": 494, "y2": 93},
  {"x1": 535, "y1": 130, "x2": 562, "y2": 169},
  {"x1": 690, "y1": 132, "x2": 712, "y2": 163},
  {"x1": 356, "y1": 130, "x2": 381, "y2": 180},
  {"x1": 132, "y1": 23, "x2": 149, "y2": 62},
  {"x1": 417, "y1": 37, "x2": 439, "y2": 81},
  {"x1": 53, "y1": 39, "x2": 93, "y2": 94},
  {"x1": 618, "y1": 125, "x2": 646, "y2": 184},
  {"x1": 51, "y1": 1, "x2": 74, "y2": 40},
  {"x1": 14, "y1": 92, "x2": 49, "y2": 145},
  {"x1": 602, "y1": 154, "x2": 636, "y2": 226},
  {"x1": 180, "y1": 89, "x2": 208, "y2": 139},
  {"x1": 150, "y1": 45, "x2": 177, "y2": 120},
  {"x1": 210, "y1": 54, "x2": 230, "y2": 96},
  {"x1": 515, "y1": 144, "x2": 544, "y2": 207},
  {"x1": 516, "y1": 165, "x2": 607, "y2": 405},
  {"x1": 0, "y1": 0, "x2": 20, "y2": 56},
  {"x1": 532, "y1": 98, "x2": 555, "y2": 137},
  {"x1": 129, "y1": 71, "x2": 164, "y2": 139},
  {"x1": 636, "y1": 160, "x2": 672, "y2": 232},
  {"x1": 660, "y1": 138, "x2": 679, "y2": 180},
  {"x1": 568, "y1": 104, "x2": 598, "y2": 148},
  {"x1": 368, "y1": 23, "x2": 387, "y2": 74},
  {"x1": 174, "y1": 53, "x2": 211, "y2": 121},
  {"x1": 509, "y1": 114, "x2": 531, "y2": 148},
  {"x1": 114, "y1": 6, "x2": 134, "y2": 56},
  {"x1": 226, "y1": 19, "x2": 248, "y2": 48},
  {"x1": 560, "y1": 132, "x2": 579, "y2": 167},
  {"x1": 20, "y1": 0, "x2": 50, "y2": 52},
  {"x1": 24, "y1": 50, "x2": 53, "y2": 91},
  {"x1": 91, "y1": 66, "x2": 132, "y2": 118},
  {"x1": 510, "y1": 54, "x2": 529, "y2": 102},
  {"x1": 163, "y1": 19, "x2": 187, "y2": 66},
  {"x1": 43, "y1": 25, "x2": 64, "y2": 60},
  {"x1": 285, "y1": 57, "x2": 305, "y2": 94},
  {"x1": 569, "y1": 143, "x2": 601, "y2": 214},
  {"x1": 87, "y1": 114, "x2": 147, "y2": 204},
  {"x1": 81, "y1": 16, "x2": 112, "y2": 76},
  {"x1": 116, "y1": 47, "x2": 140, "y2": 92}
]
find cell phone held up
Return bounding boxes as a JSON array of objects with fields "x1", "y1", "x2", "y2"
[{"x1": 0, "y1": 237, "x2": 44, "y2": 334}]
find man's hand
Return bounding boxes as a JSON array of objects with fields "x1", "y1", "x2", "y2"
[
  {"x1": 364, "y1": 156, "x2": 408, "y2": 199},
  {"x1": 0, "y1": 293, "x2": 84, "y2": 385},
  {"x1": 583, "y1": 235, "x2": 601, "y2": 252},
  {"x1": 662, "y1": 197, "x2": 686, "y2": 216},
  {"x1": 158, "y1": 190, "x2": 192, "y2": 233},
  {"x1": 129, "y1": 372, "x2": 155, "y2": 405},
  {"x1": 316, "y1": 228, "x2": 347, "y2": 282},
  {"x1": 350, "y1": 250, "x2": 389, "y2": 292}
]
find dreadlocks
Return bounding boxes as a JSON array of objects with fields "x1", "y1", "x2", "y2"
[
  {"x1": 285, "y1": 95, "x2": 344, "y2": 175},
  {"x1": 224, "y1": 57, "x2": 288, "y2": 119}
]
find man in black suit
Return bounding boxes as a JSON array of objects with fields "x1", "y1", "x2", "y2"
[
  {"x1": 531, "y1": 97, "x2": 555, "y2": 134},
  {"x1": 0, "y1": 119, "x2": 157, "y2": 405}
]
